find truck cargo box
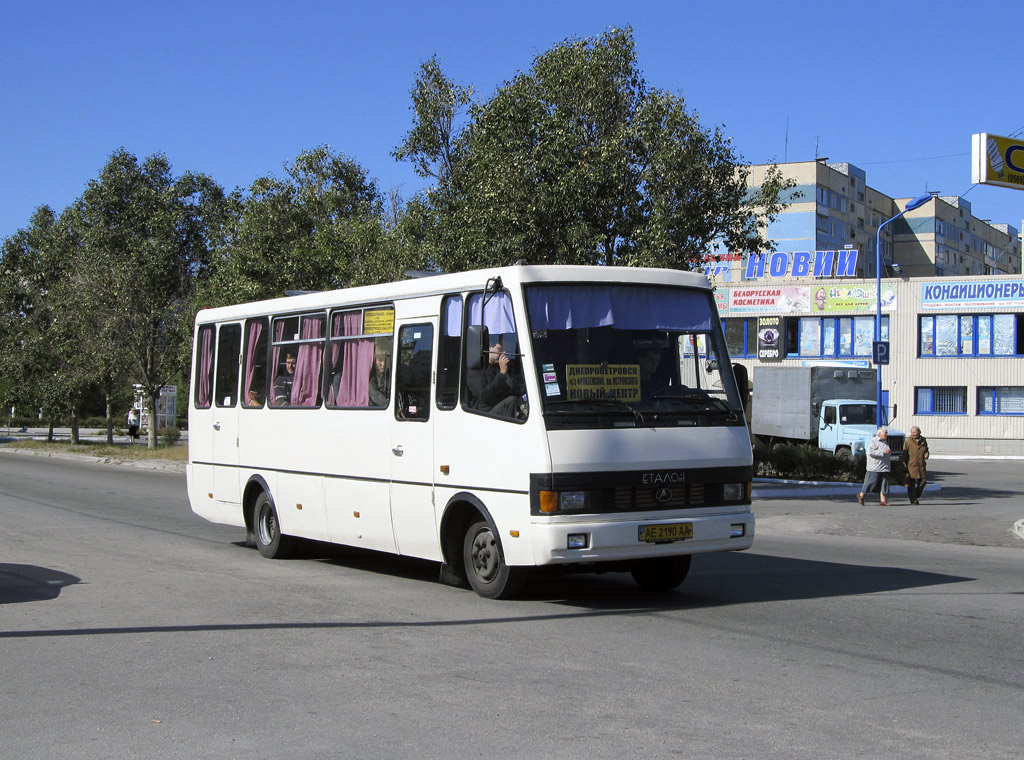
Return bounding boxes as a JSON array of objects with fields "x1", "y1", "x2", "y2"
[{"x1": 752, "y1": 365, "x2": 875, "y2": 442}]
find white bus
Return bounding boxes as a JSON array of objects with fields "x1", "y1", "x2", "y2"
[{"x1": 187, "y1": 264, "x2": 754, "y2": 598}]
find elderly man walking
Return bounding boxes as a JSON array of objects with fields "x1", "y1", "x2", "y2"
[
  {"x1": 905, "y1": 426, "x2": 930, "y2": 504},
  {"x1": 857, "y1": 427, "x2": 892, "y2": 506}
]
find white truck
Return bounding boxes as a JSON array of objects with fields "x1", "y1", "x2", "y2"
[{"x1": 751, "y1": 365, "x2": 905, "y2": 461}]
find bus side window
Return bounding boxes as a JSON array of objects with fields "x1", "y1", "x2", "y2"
[
  {"x1": 396, "y1": 324, "x2": 434, "y2": 421},
  {"x1": 436, "y1": 295, "x2": 462, "y2": 410},
  {"x1": 215, "y1": 323, "x2": 242, "y2": 407},
  {"x1": 243, "y1": 318, "x2": 268, "y2": 407},
  {"x1": 194, "y1": 324, "x2": 215, "y2": 409}
]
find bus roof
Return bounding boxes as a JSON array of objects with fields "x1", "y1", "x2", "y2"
[{"x1": 195, "y1": 264, "x2": 713, "y2": 325}]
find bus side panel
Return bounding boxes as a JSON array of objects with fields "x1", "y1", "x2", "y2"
[
  {"x1": 323, "y1": 478, "x2": 397, "y2": 553},
  {"x1": 271, "y1": 472, "x2": 330, "y2": 542},
  {"x1": 187, "y1": 464, "x2": 245, "y2": 527},
  {"x1": 433, "y1": 409, "x2": 551, "y2": 568},
  {"x1": 237, "y1": 392, "x2": 395, "y2": 548}
]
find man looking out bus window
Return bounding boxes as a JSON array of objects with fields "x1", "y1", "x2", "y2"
[
  {"x1": 467, "y1": 337, "x2": 526, "y2": 419},
  {"x1": 273, "y1": 352, "x2": 296, "y2": 405}
]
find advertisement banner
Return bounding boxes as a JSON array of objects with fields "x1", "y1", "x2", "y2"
[
  {"x1": 810, "y1": 284, "x2": 897, "y2": 314},
  {"x1": 757, "y1": 316, "x2": 784, "y2": 361},
  {"x1": 921, "y1": 279, "x2": 1024, "y2": 310},
  {"x1": 714, "y1": 289, "x2": 729, "y2": 315},
  {"x1": 728, "y1": 286, "x2": 810, "y2": 314}
]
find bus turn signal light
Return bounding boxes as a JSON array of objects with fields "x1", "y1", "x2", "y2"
[{"x1": 539, "y1": 490, "x2": 558, "y2": 513}]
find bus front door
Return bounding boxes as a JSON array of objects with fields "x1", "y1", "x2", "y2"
[
  {"x1": 211, "y1": 323, "x2": 242, "y2": 504},
  {"x1": 390, "y1": 321, "x2": 441, "y2": 561}
]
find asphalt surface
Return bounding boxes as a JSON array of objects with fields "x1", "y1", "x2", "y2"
[
  {"x1": 1, "y1": 448, "x2": 1022, "y2": 759},
  {"x1": 1, "y1": 437, "x2": 1021, "y2": 550}
]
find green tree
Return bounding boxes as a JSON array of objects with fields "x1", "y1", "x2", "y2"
[
  {"x1": 0, "y1": 206, "x2": 93, "y2": 440},
  {"x1": 395, "y1": 27, "x2": 794, "y2": 272},
  {"x1": 203, "y1": 146, "x2": 412, "y2": 309},
  {"x1": 75, "y1": 149, "x2": 228, "y2": 448}
]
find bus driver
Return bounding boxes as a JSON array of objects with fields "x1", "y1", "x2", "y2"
[{"x1": 467, "y1": 337, "x2": 526, "y2": 418}]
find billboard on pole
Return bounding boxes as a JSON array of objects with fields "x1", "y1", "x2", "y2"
[{"x1": 972, "y1": 133, "x2": 1024, "y2": 191}]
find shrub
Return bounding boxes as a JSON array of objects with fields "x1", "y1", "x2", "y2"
[
  {"x1": 755, "y1": 442, "x2": 865, "y2": 482},
  {"x1": 161, "y1": 427, "x2": 182, "y2": 447}
]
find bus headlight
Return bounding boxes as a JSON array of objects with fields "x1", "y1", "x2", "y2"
[
  {"x1": 722, "y1": 483, "x2": 745, "y2": 501},
  {"x1": 559, "y1": 491, "x2": 588, "y2": 511},
  {"x1": 539, "y1": 490, "x2": 589, "y2": 513}
]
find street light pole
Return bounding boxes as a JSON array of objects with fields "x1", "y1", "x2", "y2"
[{"x1": 874, "y1": 193, "x2": 932, "y2": 427}]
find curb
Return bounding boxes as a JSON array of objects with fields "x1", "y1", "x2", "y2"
[{"x1": 0, "y1": 445, "x2": 185, "y2": 473}]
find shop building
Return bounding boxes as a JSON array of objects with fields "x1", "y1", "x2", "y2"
[{"x1": 719, "y1": 274, "x2": 1024, "y2": 456}]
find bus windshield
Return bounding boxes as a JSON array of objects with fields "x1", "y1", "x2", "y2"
[{"x1": 524, "y1": 283, "x2": 744, "y2": 428}]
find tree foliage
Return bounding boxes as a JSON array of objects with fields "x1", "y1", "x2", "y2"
[
  {"x1": 73, "y1": 149, "x2": 229, "y2": 447},
  {"x1": 202, "y1": 146, "x2": 415, "y2": 308},
  {"x1": 0, "y1": 206, "x2": 93, "y2": 437},
  {"x1": 395, "y1": 27, "x2": 794, "y2": 272}
]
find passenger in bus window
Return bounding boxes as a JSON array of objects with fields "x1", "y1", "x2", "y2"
[
  {"x1": 368, "y1": 345, "x2": 391, "y2": 407},
  {"x1": 467, "y1": 336, "x2": 527, "y2": 418},
  {"x1": 273, "y1": 352, "x2": 296, "y2": 405}
]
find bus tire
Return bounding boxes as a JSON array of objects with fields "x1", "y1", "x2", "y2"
[
  {"x1": 254, "y1": 491, "x2": 295, "y2": 559},
  {"x1": 463, "y1": 519, "x2": 526, "y2": 599},
  {"x1": 630, "y1": 554, "x2": 692, "y2": 592},
  {"x1": 835, "y1": 446, "x2": 853, "y2": 462}
]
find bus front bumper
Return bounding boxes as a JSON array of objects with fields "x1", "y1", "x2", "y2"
[{"x1": 528, "y1": 510, "x2": 755, "y2": 566}]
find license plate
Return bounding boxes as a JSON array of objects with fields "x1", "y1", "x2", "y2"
[{"x1": 638, "y1": 522, "x2": 693, "y2": 542}]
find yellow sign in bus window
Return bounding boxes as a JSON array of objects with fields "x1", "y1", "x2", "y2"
[
  {"x1": 363, "y1": 309, "x2": 395, "y2": 335},
  {"x1": 565, "y1": 364, "x2": 640, "y2": 402}
]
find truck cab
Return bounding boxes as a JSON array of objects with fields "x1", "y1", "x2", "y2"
[{"x1": 817, "y1": 399, "x2": 905, "y2": 461}]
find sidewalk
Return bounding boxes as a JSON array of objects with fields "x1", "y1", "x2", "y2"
[
  {"x1": 753, "y1": 477, "x2": 941, "y2": 501},
  {"x1": 0, "y1": 426, "x2": 189, "y2": 444}
]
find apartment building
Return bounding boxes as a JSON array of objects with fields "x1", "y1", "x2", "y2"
[{"x1": 742, "y1": 160, "x2": 1021, "y2": 280}]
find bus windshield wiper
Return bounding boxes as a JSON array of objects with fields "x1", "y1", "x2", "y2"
[
  {"x1": 545, "y1": 397, "x2": 647, "y2": 425},
  {"x1": 652, "y1": 391, "x2": 740, "y2": 418}
]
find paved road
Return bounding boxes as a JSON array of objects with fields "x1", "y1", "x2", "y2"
[
  {"x1": 756, "y1": 457, "x2": 1024, "y2": 549},
  {"x1": 1, "y1": 452, "x2": 1021, "y2": 759}
]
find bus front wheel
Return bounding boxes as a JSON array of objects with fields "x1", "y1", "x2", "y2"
[
  {"x1": 463, "y1": 519, "x2": 526, "y2": 599},
  {"x1": 254, "y1": 492, "x2": 295, "y2": 559},
  {"x1": 630, "y1": 554, "x2": 692, "y2": 592}
]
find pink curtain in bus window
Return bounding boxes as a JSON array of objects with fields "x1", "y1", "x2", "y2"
[
  {"x1": 327, "y1": 313, "x2": 343, "y2": 406},
  {"x1": 291, "y1": 317, "x2": 324, "y2": 407},
  {"x1": 270, "y1": 320, "x2": 285, "y2": 406},
  {"x1": 337, "y1": 312, "x2": 374, "y2": 407},
  {"x1": 197, "y1": 326, "x2": 213, "y2": 407},
  {"x1": 243, "y1": 321, "x2": 263, "y2": 405}
]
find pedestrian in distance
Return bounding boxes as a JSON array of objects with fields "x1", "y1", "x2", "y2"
[
  {"x1": 857, "y1": 427, "x2": 892, "y2": 506},
  {"x1": 126, "y1": 408, "x2": 140, "y2": 442},
  {"x1": 905, "y1": 425, "x2": 930, "y2": 505}
]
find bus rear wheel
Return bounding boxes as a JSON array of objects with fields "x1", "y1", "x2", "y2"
[
  {"x1": 254, "y1": 492, "x2": 295, "y2": 559},
  {"x1": 463, "y1": 519, "x2": 526, "y2": 599},
  {"x1": 630, "y1": 554, "x2": 692, "y2": 592}
]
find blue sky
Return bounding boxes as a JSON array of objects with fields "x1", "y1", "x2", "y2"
[{"x1": 2, "y1": 0, "x2": 1022, "y2": 242}]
